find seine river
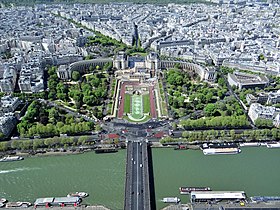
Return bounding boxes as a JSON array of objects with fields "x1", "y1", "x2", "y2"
[{"x1": 0, "y1": 147, "x2": 280, "y2": 210}]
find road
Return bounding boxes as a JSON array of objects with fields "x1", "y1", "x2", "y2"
[
  {"x1": 131, "y1": 141, "x2": 144, "y2": 209},
  {"x1": 125, "y1": 141, "x2": 151, "y2": 210}
]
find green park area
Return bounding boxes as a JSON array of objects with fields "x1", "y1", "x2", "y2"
[
  {"x1": 131, "y1": 95, "x2": 143, "y2": 119},
  {"x1": 123, "y1": 93, "x2": 151, "y2": 123}
]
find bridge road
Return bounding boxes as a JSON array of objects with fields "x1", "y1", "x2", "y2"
[{"x1": 124, "y1": 141, "x2": 151, "y2": 210}]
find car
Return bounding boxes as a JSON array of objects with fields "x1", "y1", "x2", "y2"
[{"x1": 140, "y1": 164, "x2": 143, "y2": 168}]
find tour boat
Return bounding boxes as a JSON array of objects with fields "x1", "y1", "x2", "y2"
[
  {"x1": 266, "y1": 142, "x2": 280, "y2": 148},
  {"x1": 67, "y1": 192, "x2": 89, "y2": 198},
  {"x1": 0, "y1": 156, "x2": 24, "y2": 162},
  {"x1": 162, "y1": 197, "x2": 180, "y2": 203},
  {"x1": 5, "y1": 202, "x2": 32, "y2": 208}
]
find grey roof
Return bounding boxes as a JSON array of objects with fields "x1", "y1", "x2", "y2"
[
  {"x1": 34, "y1": 197, "x2": 54, "y2": 205},
  {"x1": 53, "y1": 197, "x2": 81, "y2": 204}
]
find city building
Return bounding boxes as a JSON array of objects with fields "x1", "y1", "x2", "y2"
[
  {"x1": 0, "y1": 95, "x2": 21, "y2": 113},
  {"x1": 18, "y1": 66, "x2": 44, "y2": 93},
  {"x1": 0, "y1": 66, "x2": 17, "y2": 93},
  {"x1": 248, "y1": 103, "x2": 280, "y2": 125},
  {"x1": 0, "y1": 113, "x2": 17, "y2": 136},
  {"x1": 114, "y1": 52, "x2": 216, "y2": 82},
  {"x1": 57, "y1": 65, "x2": 71, "y2": 80},
  {"x1": 246, "y1": 90, "x2": 280, "y2": 105},
  {"x1": 228, "y1": 71, "x2": 269, "y2": 90}
]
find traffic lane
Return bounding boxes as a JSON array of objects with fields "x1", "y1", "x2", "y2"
[
  {"x1": 131, "y1": 142, "x2": 145, "y2": 210},
  {"x1": 131, "y1": 142, "x2": 139, "y2": 210},
  {"x1": 138, "y1": 143, "x2": 144, "y2": 209}
]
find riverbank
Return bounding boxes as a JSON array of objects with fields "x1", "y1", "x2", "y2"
[
  {"x1": 4, "y1": 206, "x2": 110, "y2": 210},
  {"x1": 0, "y1": 142, "x2": 124, "y2": 158},
  {"x1": 2, "y1": 143, "x2": 198, "y2": 159}
]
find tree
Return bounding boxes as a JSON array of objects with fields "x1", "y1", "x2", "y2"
[
  {"x1": 259, "y1": 54, "x2": 265, "y2": 61},
  {"x1": 0, "y1": 141, "x2": 9, "y2": 151},
  {"x1": 72, "y1": 71, "x2": 81, "y2": 81},
  {"x1": 56, "y1": 82, "x2": 68, "y2": 101},
  {"x1": 204, "y1": 104, "x2": 216, "y2": 117},
  {"x1": 33, "y1": 139, "x2": 44, "y2": 150},
  {"x1": 48, "y1": 108, "x2": 59, "y2": 124},
  {"x1": 255, "y1": 118, "x2": 273, "y2": 128},
  {"x1": 95, "y1": 124, "x2": 101, "y2": 132},
  {"x1": 78, "y1": 136, "x2": 90, "y2": 145}
]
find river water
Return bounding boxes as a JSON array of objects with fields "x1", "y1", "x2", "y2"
[
  {"x1": 0, "y1": 147, "x2": 280, "y2": 210},
  {"x1": 152, "y1": 147, "x2": 280, "y2": 209}
]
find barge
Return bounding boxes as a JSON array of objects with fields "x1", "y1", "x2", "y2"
[
  {"x1": 203, "y1": 147, "x2": 241, "y2": 155},
  {"x1": 94, "y1": 148, "x2": 118, "y2": 154},
  {"x1": 179, "y1": 187, "x2": 211, "y2": 194},
  {"x1": 201, "y1": 143, "x2": 241, "y2": 155},
  {"x1": 239, "y1": 142, "x2": 261, "y2": 147},
  {"x1": 34, "y1": 197, "x2": 81, "y2": 207}
]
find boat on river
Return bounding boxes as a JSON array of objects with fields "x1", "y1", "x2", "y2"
[
  {"x1": 266, "y1": 142, "x2": 280, "y2": 148},
  {"x1": 0, "y1": 156, "x2": 24, "y2": 162},
  {"x1": 6, "y1": 202, "x2": 32, "y2": 208},
  {"x1": 202, "y1": 143, "x2": 241, "y2": 155},
  {"x1": 239, "y1": 142, "x2": 261, "y2": 147},
  {"x1": 162, "y1": 197, "x2": 180, "y2": 203},
  {"x1": 67, "y1": 192, "x2": 88, "y2": 198},
  {"x1": 179, "y1": 187, "x2": 211, "y2": 194},
  {"x1": 94, "y1": 148, "x2": 118, "y2": 154},
  {"x1": 203, "y1": 148, "x2": 241, "y2": 155}
]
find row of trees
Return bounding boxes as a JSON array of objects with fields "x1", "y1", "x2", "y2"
[
  {"x1": 160, "y1": 128, "x2": 280, "y2": 144},
  {"x1": 48, "y1": 66, "x2": 60, "y2": 100},
  {"x1": 18, "y1": 121, "x2": 93, "y2": 138},
  {"x1": 180, "y1": 115, "x2": 250, "y2": 129},
  {"x1": 87, "y1": 33, "x2": 126, "y2": 49},
  {"x1": 0, "y1": 136, "x2": 94, "y2": 152}
]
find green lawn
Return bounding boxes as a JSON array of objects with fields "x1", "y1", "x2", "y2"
[
  {"x1": 124, "y1": 115, "x2": 151, "y2": 123},
  {"x1": 131, "y1": 95, "x2": 143, "y2": 119},
  {"x1": 124, "y1": 94, "x2": 131, "y2": 114},
  {"x1": 130, "y1": 52, "x2": 148, "y2": 57},
  {"x1": 143, "y1": 94, "x2": 151, "y2": 113}
]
